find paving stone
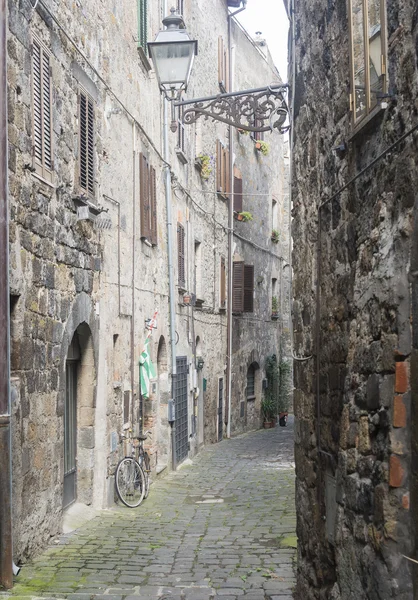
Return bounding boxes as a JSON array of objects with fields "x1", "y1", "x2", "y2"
[{"x1": 6, "y1": 424, "x2": 295, "y2": 600}]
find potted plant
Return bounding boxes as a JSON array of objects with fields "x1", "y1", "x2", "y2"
[
  {"x1": 255, "y1": 140, "x2": 270, "y2": 155},
  {"x1": 271, "y1": 229, "x2": 280, "y2": 243},
  {"x1": 237, "y1": 211, "x2": 253, "y2": 222},
  {"x1": 271, "y1": 296, "x2": 279, "y2": 320},
  {"x1": 261, "y1": 397, "x2": 275, "y2": 428},
  {"x1": 195, "y1": 154, "x2": 212, "y2": 180}
]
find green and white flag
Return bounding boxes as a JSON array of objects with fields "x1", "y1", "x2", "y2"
[{"x1": 139, "y1": 338, "x2": 156, "y2": 399}]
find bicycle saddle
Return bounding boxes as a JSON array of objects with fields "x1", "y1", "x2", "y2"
[{"x1": 136, "y1": 434, "x2": 148, "y2": 441}]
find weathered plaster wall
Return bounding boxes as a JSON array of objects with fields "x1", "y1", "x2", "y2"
[{"x1": 291, "y1": 0, "x2": 418, "y2": 597}]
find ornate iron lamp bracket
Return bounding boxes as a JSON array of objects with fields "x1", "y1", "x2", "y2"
[{"x1": 174, "y1": 84, "x2": 289, "y2": 133}]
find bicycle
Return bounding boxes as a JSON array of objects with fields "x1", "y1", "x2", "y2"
[{"x1": 115, "y1": 426, "x2": 151, "y2": 507}]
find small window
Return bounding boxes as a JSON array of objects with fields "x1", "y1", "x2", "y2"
[
  {"x1": 177, "y1": 0, "x2": 184, "y2": 15},
  {"x1": 194, "y1": 240, "x2": 202, "y2": 300},
  {"x1": 216, "y1": 140, "x2": 230, "y2": 198},
  {"x1": 32, "y1": 37, "x2": 53, "y2": 182},
  {"x1": 247, "y1": 365, "x2": 256, "y2": 399},
  {"x1": 137, "y1": 0, "x2": 148, "y2": 51},
  {"x1": 78, "y1": 90, "x2": 95, "y2": 197},
  {"x1": 220, "y1": 256, "x2": 226, "y2": 308},
  {"x1": 218, "y1": 37, "x2": 229, "y2": 93},
  {"x1": 251, "y1": 117, "x2": 264, "y2": 142},
  {"x1": 232, "y1": 262, "x2": 254, "y2": 313},
  {"x1": 177, "y1": 223, "x2": 186, "y2": 288},
  {"x1": 233, "y1": 168, "x2": 243, "y2": 213},
  {"x1": 349, "y1": 0, "x2": 387, "y2": 125},
  {"x1": 140, "y1": 153, "x2": 157, "y2": 245}
]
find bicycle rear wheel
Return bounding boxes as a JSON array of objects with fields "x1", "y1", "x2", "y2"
[{"x1": 115, "y1": 457, "x2": 146, "y2": 507}]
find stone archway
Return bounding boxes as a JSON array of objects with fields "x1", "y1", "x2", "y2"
[
  {"x1": 245, "y1": 352, "x2": 261, "y2": 429},
  {"x1": 156, "y1": 336, "x2": 169, "y2": 470}
]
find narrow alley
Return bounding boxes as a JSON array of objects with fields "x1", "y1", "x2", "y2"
[{"x1": 1, "y1": 423, "x2": 296, "y2": 600}]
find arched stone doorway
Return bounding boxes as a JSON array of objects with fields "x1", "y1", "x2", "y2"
[
  {"x1": 63, "y1": 322, "x2": 96, "y2": 509},
  {"x1": 245, "y1": 358, "x2": 261, "y2": 429},
  {"x1": 156, "y1": 336, "x2": 169, "y2": 470}
]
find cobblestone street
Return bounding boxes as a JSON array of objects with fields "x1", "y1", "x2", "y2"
[{"x1": 1, "y1": 420, "x2": 296, "y2": 600}]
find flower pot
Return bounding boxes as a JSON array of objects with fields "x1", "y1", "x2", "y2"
[
  {"x1": 263, "y1": 421, "x2": 273, "y2": 429},
  {"x1": 237, "y1": 213, "x2": 243, "y2": 221},
  {"x1": 255, "y1": 142, "x2": 262, "y2": 150},
  {"x1": 271, "y1": 312, "x2": 279, "y2": 320}
]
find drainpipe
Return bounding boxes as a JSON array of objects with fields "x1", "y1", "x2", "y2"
[
  {"x1": 0, "y1": 0, "x2": 13, "y2": 588},
  {"x1": 131, "y1": 123, "x2": 136, "y2": 427},
  {"x1": 226, "y1": 2, "x2": 246, "y2": 439},
  {"x1": 162, "y1": 0, "x2": 177, "y2": 470}
]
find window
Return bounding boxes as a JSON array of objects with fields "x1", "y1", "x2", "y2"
[
  {"x1": 218, "y1": 37, "x2": 229, "y2": 93},
  {"x1": 137, "y1": 0, "x2": 148, "y2": 51},
  {"x1": 32, "y1": 37, "x2": 53, "y2": 182},
  {"x1": 246, "y1": 365, "x2": 256, "y2": 399},
  {"x1": 78, "y1": 90, "x2": 95, "y2": 197},
  {"x1": 139, "y1": 153, "x2": 157, "y2": 245},
  {"x1": 194, "y1": 240, "x2": 202, "y2": 300},
  {"x1": 177, "y1": 104, "x2": 186, "y2": 157},
  {"x1": 251, "y1": 117, "x2": 264, "y2": 142},
  {"x1": 216, "y1": 140, "x2": 230, "y2": 198},
  {"x1": 177, "y1": 223, "x2": 186, "y2": 288},
  {"x1": 232, "y1": 262, "x2": 254, "y2": 313},
  {"x1": 233, "y1": 168, "x2": 243, "y2": 213},
  {"x1": 220, "y1": 256, "x2": 226, "y2": 309},
  {"x1": 177, "y1": 0, "x2": 184, "y2": 14},
  {"x1": 349, "y1": 0, "x2": 387, "y2": 125}
]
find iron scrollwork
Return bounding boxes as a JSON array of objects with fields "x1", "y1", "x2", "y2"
[{"x1": 175, "y1": 85, "x2": 289, "y2": 134}]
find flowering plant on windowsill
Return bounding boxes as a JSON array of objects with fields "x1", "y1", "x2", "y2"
[
  {"x1": 195, "y1": 154, "x2": 213, "y2": 180},
  {"x1": 271, "y1": 229, "x2": 280, "y2": 243},
  {"x1": 255, "y1": 140, "x2": 270, "y2": 155},
  {"x1": 237, "y1": 211, "x2": 253, "y2": 222}
]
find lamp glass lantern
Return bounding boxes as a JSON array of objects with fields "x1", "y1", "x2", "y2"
[{"x1": 148, "y1": 9, "x2": 198, "y2": 97}]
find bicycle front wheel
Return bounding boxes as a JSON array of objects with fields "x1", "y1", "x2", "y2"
[{"x1": 115, "y1": 457, "x2": 146, "y2": 508}]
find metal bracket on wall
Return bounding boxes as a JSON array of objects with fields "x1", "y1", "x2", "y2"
[{"x1": 174, "y1": 84, "x2": 289, "y2": 134}]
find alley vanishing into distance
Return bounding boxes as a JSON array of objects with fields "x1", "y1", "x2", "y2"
[{"x1": 1, "y1": 422, "x2": 296, "y2": 600}]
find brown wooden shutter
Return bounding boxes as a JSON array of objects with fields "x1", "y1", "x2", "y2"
[
  {"x1": 79, "y1": 92, "x2": 95, "y2": 195},
  {"x1": 140, "y1": 153, "x2": 151, "y2": 239},
  {"x1": 150, "y1": 166, "x2": 157, "y2": 246},
  {"x1": 224, "y1": 44, "x2": 230, "y2": 93},
  {"x1": 178, "y1": 223, "x2": 185, "y2": 287},
  {"x1": 223, "y1": 147, "x2": 230, "y2": 196},
  {"x1": 216, "y1": 140, "x2": 223, "y2": 193},
  {"x1": 32, "y1": 39, "x2": 52, "y2": 180},
  {"x1": 218, "y1": 36, "x2": 224, "y2": 89},
  {"x1": 232, "y1": 262, "x2": 244, "y2": 313},
  {"x1": 220, "y1": 256, "x2": 226, "y2": 308},
  {"x1": 33, "y1": 41, "x2": 43, "y2": 164},
  {"x1": 243, "y1": 264, "x2": 254, "y2": 312}
]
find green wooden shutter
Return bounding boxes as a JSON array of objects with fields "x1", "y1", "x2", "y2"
[
  {"x1": 140, "y1": 153, "x2": 151, "y2": 239},
  {"x1": 178, "y1": 223, "x2": 185, "y2": 287},
  {"x1": 32, "y1": 39, "x2": 52, "y2": 180},
  {"x1": 137, "y1": 0, "x2": 148, "y2": 50},
  {"x1": 79, "y1": 91, "x2": 95, "y2": 196}
]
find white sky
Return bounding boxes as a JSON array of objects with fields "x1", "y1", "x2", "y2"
[{"x1": 235, "y1": 0, "x2": 289, "y2": 82}]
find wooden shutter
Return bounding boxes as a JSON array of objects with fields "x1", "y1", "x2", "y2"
[
  {"x1": 150, "y1": 166, "x2": 157, "y2": 246},
  {"x1": 223, "y1": 147, "x2": 230, "y2": 196},
  {"x1": 218, "y1": 37, "x2": 224, "y2": 89},
  {"x1": 216, "y1": 140, "x2": 223, "y2": 193},
  {"x1": 79, "y1": 90, "x2": 95, "y2": 196},
  {"x1": 32, "y1": 39, "x2": 52, "y2": 181},
  {"x1": 243, "y1": 265, "x2": 254, "y2": 312},
  {"x1": 140, "y1": 153, "x2": 151, "y2": 239},
  {"x1": 138, "y1": 0, "x2": 148, "y2": 50},
  {"x1": 220, "y1": 256, "x2": 226, "y2": 308},
  {"x1": 234, "y1": 173, "x2": 243, "y2": 213},
  {"x1": 217, "y1": 141, "x2": 230, "y2": 197},
  {"x1": 232, "y1": 262, "x2": 244, "y2": 313},
  {"x1": 177, "y1": 223, "x2": 185, "y2": 287}
]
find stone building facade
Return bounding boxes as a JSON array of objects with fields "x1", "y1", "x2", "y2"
[
  {"x1": 289, "y1": 0, "x2": 418, "y2": 596},
  {"x1": 6, "y1": 0, "x2": 288, "y2": 565}
]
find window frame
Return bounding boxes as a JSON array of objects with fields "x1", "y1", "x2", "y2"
[
  {"x1": 216, "y1": 140, "x2": 230, "y2": 199},
  {"x1": 218, "y1": 36, "x2": 229, "y2": 93},
  {"x1": 232, "y1": 261, "x2": 254, "y2": 314},
  {"x1": 31, "y1": 35, "x2": 53, "y2": 184},
  {"x1": 348, "y1": 0, "x2": 387, "y2": 128},
  {"x1": 246, "y1": 364, "x2": 256, "y2": 400}
]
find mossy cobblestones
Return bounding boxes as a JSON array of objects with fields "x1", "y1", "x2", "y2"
[{"x1": 1, "y1": 420, "x2": 296, "y2": 600}]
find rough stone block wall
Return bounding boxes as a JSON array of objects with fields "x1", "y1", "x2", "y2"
[{"x1": 291, "y1": 0, "x2": 418, "y2": 597}]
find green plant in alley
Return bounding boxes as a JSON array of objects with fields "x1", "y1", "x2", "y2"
[
  {"x1": 271, "y1": 229, "x2": 280, "y2": 243},
  {"x1": 265, "y1": 354, "x2": 292, "y2": 415},
  {"x1": 238, "y1": 211, "x2": 253, "y2": 222},
  {"x1": 255, "y1": 140, "x2": 270, "y2": 155},
  {"x1": 196, "y1": 154, "x2": 212, "y2": 180}
]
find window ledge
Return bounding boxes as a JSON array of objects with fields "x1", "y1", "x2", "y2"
[
  {"x1": 347, "y1": 104, "x2": 386, "y2": 142},
  {"x1": 247, "y1": 395, "x2": 256, "y2": 401},
  {"x1": 138, "y1": 46, "x2": 152, "y2": 73},
  {"x1": 31, "y1": 171, "x2": 55, "y2": 189},
  {"x1": 176, "y1": 148, "x2": 188, "y2": 165}
]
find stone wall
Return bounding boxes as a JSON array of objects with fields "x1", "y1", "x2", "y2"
[
  {"x1": 290, "y1": 0, "x2": 418, "y2": 597},
  {"x1": 7, "y1": 0, "x2": 287, "y2": 562}
]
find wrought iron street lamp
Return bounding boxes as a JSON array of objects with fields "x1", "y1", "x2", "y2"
[
  {"x1": 149, "y1": 10, "x2": 289, "y2": 134},
  {"x1": 148, "y1": 9, "x2": 198, "y2": 99}
]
